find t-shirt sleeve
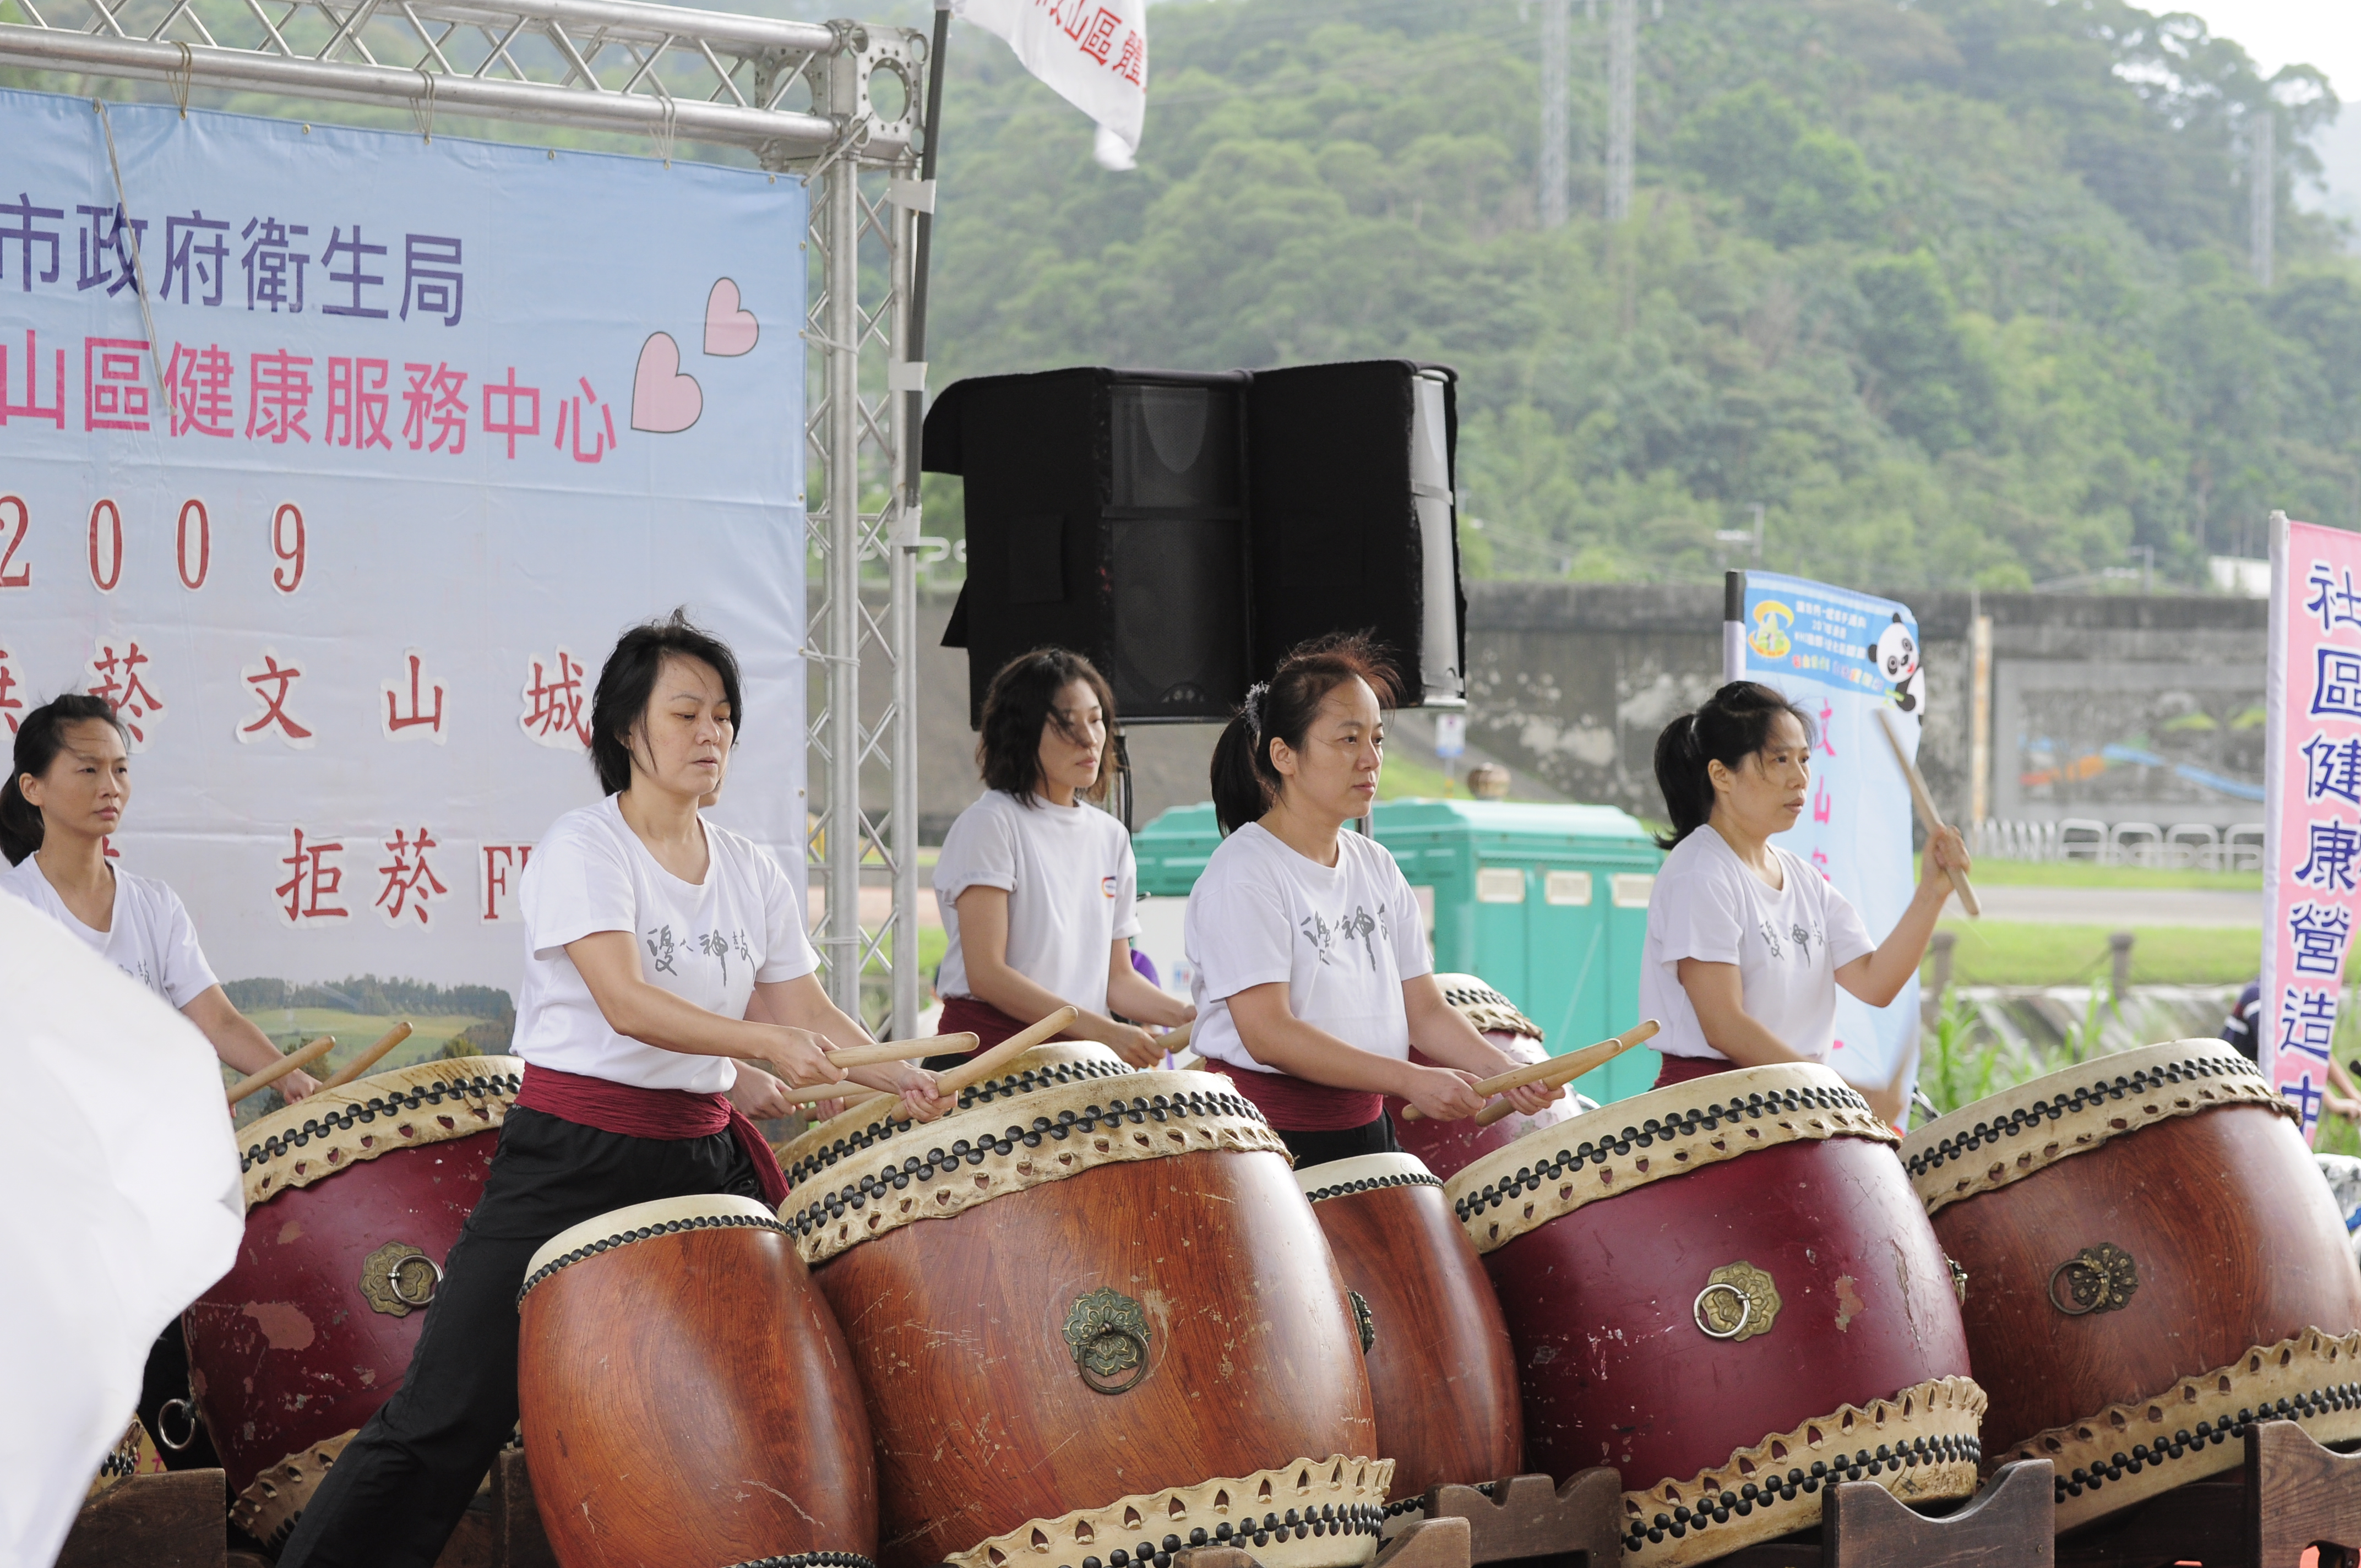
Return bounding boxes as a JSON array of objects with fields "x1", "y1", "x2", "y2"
[
  {"x1": 1189, "y1": 858, "x2": 1297, "y2": 1001},
  {"x1": 1819, "y1": 875, "x2": 1877, "y2": 968},
  {"x1": 153, "y1": 884, "x2": 219, "y2": 1010},
  {"x1": 1648, "y1": 854, "x2": 1745, "y2": 968},
  {"x1": 519, "y1": 819, "x2": 637, "y2": 961},
  {"x1": 749, "y1": 838, "x2": 819, "y2": 983},
  {"x1": 1109, "y1": 835, "x2": 1142, "y2": 943},
  {"x1": 933, "y1": 799, "x2": 1019, "y2": 904},
  {"x1": 1385, "y1": 856, "x2": 1432, "y2": 981}
]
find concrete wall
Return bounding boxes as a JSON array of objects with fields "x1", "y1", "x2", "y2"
[{"x1": 834, "y1": 585, "x2": 2268, "y2": 837}]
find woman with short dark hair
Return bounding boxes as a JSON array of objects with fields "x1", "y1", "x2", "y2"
[
  {"x1": 1640, "y1": 680, "x2": 1967, "y2": 1118},
  {"x1": 278, "y1": 609, "x2": 947, "y2": 1568},
  {"x1": 1182, "y1": 634, "x2": 1558, "y2": 1164},
  {"x1": 930, "y1": 647, "x2": 1192, "y2": 1066}
]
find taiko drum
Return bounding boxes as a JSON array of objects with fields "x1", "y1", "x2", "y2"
[
  {"x1": 182, "y1": 1056, "x2": 521, "y2": 1549},
  {"x1": 774, "y1": 1044, "x2": 1387, "y2": 1568},
  {"x1": 1383, "y1": 976, "x2": 1579, "y2": 1181},
  {"x1": 1900, "y1": 1039, "x2": 2361, "y2": 1531},
  {"x1": 517, "y1": 1193, "x2": 877, "y2": 1568},
  {"x1": 1294, "y1": 1152, "x2": 1522, "y2": 1513},
  {"x1": 1443, "y1": 1062, "x2": 1985, "y2": 1568}
]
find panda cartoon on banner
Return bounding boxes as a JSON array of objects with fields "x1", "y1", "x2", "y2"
[{"x1": 1868, "y1": 612, "x2": 1924, "y2": 715}]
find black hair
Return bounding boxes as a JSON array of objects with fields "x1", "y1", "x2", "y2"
[
  {"x1": 976, "y1": 647, "x2": 1117, "y2": 805},
  {"x1": 1210, "y1": 632, "x2": 1401, "y2": 835},
  {"x1": 1650, "y1": 680, "x2": 1817, "y2": 849},
  {"x1": 3, "y1": 694, "x2": 131, "y2": 865},
  {"x1": 588, "y1": 608, "x2": 745, "y2": 796}
]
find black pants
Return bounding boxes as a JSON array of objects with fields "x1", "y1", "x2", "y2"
[
  {"x1": 1273, "y1": 1112, "x2": 1400, "y2": 1168},
  {"x1": 276, "y1": 1107, "x2": 760, "y2": 1568}
]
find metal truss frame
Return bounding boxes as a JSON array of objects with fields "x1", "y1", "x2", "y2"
[{"x1": 0, "y1": 9, "x2": 929, "y2": 1035}]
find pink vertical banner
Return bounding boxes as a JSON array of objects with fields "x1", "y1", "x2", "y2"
[{"x1": 2264, "y1": 514, "x2": 2361, "y2": 1139}]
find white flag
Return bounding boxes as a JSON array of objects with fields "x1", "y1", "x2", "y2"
[{"x1": 955, "y1": 0, "x2": 1147, "y2": 168}]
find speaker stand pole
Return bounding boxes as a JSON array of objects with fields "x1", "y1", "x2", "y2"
[{"x1": 903, "y1": 0, "x2": 949, "y2": 502}]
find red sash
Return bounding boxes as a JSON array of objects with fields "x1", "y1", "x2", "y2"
[
  {"x1": 933, "y1": 995, "x2": 1080, "y2": 1057},
  {"x1": 514, "y1": 1061, "x2": 787, "y2": 1207},
  {"x1": 1652, "y1": 1054, "x2": 1737, "y2": 1090},
  {"x1": 1218, "y1": 1065, "x2": 1383, "y2": 1132}
]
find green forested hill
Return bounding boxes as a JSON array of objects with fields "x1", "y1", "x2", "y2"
[{"x1": 918, "y1": 0, "x2": 2354, "y2": 590}]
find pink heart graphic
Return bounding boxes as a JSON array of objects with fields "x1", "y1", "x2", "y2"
[
  {"x1": 704, "y1": 277, "x2": 759, "y2": 357},
  {"x1": 630, "y1": 332, "x2": 701, "y2": 433}
]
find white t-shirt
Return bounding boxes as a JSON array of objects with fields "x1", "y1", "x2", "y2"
[
  {"x1": 514, "y1": 794, "x2": 818, "y2": 1093},
  {"x1": 1639, "y1": 827, "x2": 1876, "y2": 1063},
  {"x1": 1184, "y1": 823, "x2": 1432, "y2": 1074},
  {"x1": 933, "y1": 790, "x2": 1140, "y2": 1017},
  {"x1": 1, "y1": 856, "x2": 218, "y2": 1008}
]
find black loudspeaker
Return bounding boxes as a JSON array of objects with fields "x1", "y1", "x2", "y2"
[
  {"x1": 1245, "y1": 361, "x2": 1465, "y2": 706},
  {"x1": 929, "y1": 367, "x2": 1250, "y2": 727}
]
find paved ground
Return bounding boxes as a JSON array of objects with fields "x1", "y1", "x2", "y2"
[{"x1": 1963, "y1": 884, "x2": 2262, "y2": 927}]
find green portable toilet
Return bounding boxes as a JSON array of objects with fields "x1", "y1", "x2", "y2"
[{"x1": 1128, "y1": 798, "x2": 1666, "y2": 1105}]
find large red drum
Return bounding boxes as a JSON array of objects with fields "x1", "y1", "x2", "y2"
[
  {"x1": 775, "y1": 1044, "x2": 1388, "y2": 1568},
  {"x1": 1383, "y1": 977, "x2": 1580, "y2": 1182},
  {"x1": 1443, "y1": 1062, "x2": 1984, "y2": 1567},
  {"x1": 518, "y1": 1193, "x2": 877, "y2": 1568},
  {"x1": 1900, "y1": 1039, "x2": 2361, "y2": 1531},
  {"x1": 1294, "y1": 1152, "x2": 1522, "y2": 1515},
  {"x1": 183, "y1": 1055, "x2": 522, "y2": 1548}
]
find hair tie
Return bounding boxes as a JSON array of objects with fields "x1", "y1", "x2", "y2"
[{"x1": 1242, "y1": 682, "x2": 1271, "y2": 735}]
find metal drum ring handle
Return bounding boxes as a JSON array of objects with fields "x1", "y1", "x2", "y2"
[
  {"x1": 390, "y1": 1253, "x2": 444, "y2": 1308},
  {"x1": 2048, "y1": 1259, "x2": 2101, "y2": 1316},
  {"x1": 1694, "y1": 1281, "x2": 1752, "y2": 1340},
  {"x1": 155, "y1": 1397, "x2": 200, "y2": 1452},
  {"x1": 1075, "y1": 1327, "x2": 1150, "y2": 1395}
]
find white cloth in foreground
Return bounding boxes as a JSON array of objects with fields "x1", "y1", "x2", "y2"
[{"x1": 0, "y1": 889, "x2": 243, "y2": 1568}]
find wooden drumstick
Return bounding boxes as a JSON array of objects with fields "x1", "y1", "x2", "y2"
[
  {"x1": 1876, "y1": 706, "x2": 1981, "y2": 918},
  {"x1": 319, "y1": 1021, "x2": 414, "y2": 1091},
  {"x1": 226, "y1": 1034, "x2": 336, "y2": 1106},
  {"x1": 770, "y1": 1034, "x2": 980, "y2": 1105},
  {"x1": 1401, "y1": 1019, "x2": 1659, "y2": 1124},
  {"x1": 934, "y1": 1005, "x2": 1080, "y2": 1098},
  {"x1": 1157, "y1": 1020, "x2": 1193, "y2": 1056},
  {"x1": 1172, "y1": 1052, "x2": 1205, "y2": 1072}
]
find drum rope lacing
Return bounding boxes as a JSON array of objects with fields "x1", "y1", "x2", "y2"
[
  {"x1": 1620, "y1": 1433, "x2": 1983, "y2": 1555},
  {"x1": 783, "y1": 1057, "x2": 1134, "y2": 1188},
  {"x1": 239, "y1": 1066, "x2": 522, "y2": 1173},
  {"x1": 1451, "y1": 1082, "x2": 1876, "y2": 1224},
  {"x1": 1902, "y1": 1051, "x2": 2277, "y2": 1182},
  {"x1": 2047, "y1": 1385, "x2": 2360, "y2": 1505},
  {"x1": 782, "y1": 1085, "x2": 1269, "y2": 1239},
  {"x1": 726, "y1": 1552, "x2": 879, "y2": 1568},
  {"x1": 1300, "y1": 1169, "x2": 1443, "y2": 1205},
  {"x1": 515, "y1": 1210, "x2": 794, "y2": 1302}
]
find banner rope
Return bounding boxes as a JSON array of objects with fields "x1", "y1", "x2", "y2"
[{"x1": 92, "y1": 99, "x2": 177, "y2": 422}]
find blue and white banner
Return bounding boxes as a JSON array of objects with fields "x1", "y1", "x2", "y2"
[
  {"x1": 0, "y1": 89, "x2": 806, "y2": 990},
  {"x1": 1725, "y1": 571, "x2": 1923, "y2": 1096}
]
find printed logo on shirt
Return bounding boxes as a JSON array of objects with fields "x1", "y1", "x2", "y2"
[
  {"x1": 644, "y1": 924, "x2": 751, "y2": 983},
  {"x1": 1101, "y1": 875, "x2": 1118, "y2": 899},
  {"x1": 1759, "y1": 918, "x2": 1824, "y2": 966},
  {"x1": 1300, "y1": 903, "x2": 1389, "y2": 970}
]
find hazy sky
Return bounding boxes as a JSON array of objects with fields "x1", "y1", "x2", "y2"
[{"x1": 2172, "y1": 0, "x2": 2361, "y2": 219}]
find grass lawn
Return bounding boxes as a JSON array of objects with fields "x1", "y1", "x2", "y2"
[
  {"x1": 1929, "y1": 921, "x2": 2260, "y2": 988},
  {"x1": 233, "y1": 1009, "x2": 498, "y2": 1078},
  {"x1": 1935, "y1": 857, "x2": 2260, "y2": 892}
]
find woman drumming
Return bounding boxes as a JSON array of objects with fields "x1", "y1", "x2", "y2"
[
  {"x1": 930, "y1": 647, "x2": 1192, "y2": 1069},
  {"x1": 3, "y1": 694, "x2": 323, "y2": 1099},
  {"x1": 1183, "y1": 635, "x2": 1558, "y2": 1163},
  {"x1": 1639, "y1": 680, "x2": 1967, "y2": 1124},
  {"x1": 279, "y1": 612, "x2": 944, "y2": 1568}
]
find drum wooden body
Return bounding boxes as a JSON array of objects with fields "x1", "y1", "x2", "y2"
[
  {"x1": 1295, "y1": 1153, "x2": 1521, "y2": 1510},
  {"x1": 1900, "y1": 1040, "x2": 2361, "y2": 1531},
  {"x1": 1443, "y1": 1063, "x2": 1983, "y2": 1568},
  {"x1": 776, "y1": 1044, "x2": 1386, "y2": 1568},
  {"x1": 184, "y1": 1056, "x2": 521, "y2": 1548},
  {"x1": 518, "y1": 1194, "x2": 876, "y2": 1568},
  {"x1": 1384, "y1": 977, "x2": 1576, "y2": 1181}
]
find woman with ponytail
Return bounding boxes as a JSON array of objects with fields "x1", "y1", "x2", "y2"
[
  {"x1": 3, "y1": 694, "x2": 323, "y2": 1101},
  {"x1": 1182, "y1": 634, "x2": 1560, "y2": 1164},
  {"x1": 1640, "y1": 680, "x2": 1968, "y2": 1121}
]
